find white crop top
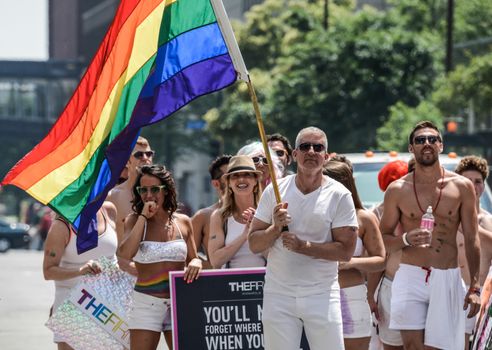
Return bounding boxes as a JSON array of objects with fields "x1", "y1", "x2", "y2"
[
  {"x1": 133, "y1": 218, "x2": 187, "y2": 264},
  {"x1": 56, "y1": 211, "x2": 118, "y2": 290}
]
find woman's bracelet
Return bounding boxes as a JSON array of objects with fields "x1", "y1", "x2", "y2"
[{"x1": 139, "y1": 213, "x2": 148, "y2": 220}]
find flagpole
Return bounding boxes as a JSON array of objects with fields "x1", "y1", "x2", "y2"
[
  {"x1": 245, "y1": 78, "x2": 283, "y2": 204},
  {"x1": 211, "y1": 0, "x2": 283, "y2": 205}
]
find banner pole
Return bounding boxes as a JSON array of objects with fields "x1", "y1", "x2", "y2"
[{"x1": 245, "y1": 78, "x2": 282, "y2": 205}]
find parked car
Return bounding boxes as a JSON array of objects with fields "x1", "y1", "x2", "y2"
[
  {"x1": 344, "y1": 151, "x2": 492, "y2": 212},
  {"x1": 0, "y1": 218, "x2": 31, "y2": 253}
]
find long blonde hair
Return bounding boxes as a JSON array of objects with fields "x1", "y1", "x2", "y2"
[{"x1": 218, "y1": 175, "x2": 262, "y2": 224}]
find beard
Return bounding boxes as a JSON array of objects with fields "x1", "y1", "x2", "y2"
[{"x1": 415, "y1": 150, "x2": 439, "y2": 167}]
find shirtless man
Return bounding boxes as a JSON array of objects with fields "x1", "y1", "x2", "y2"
[
  {"x1": 455, "y1": 156, "x2": 492, "y2": 349},
  {"x1": 107, "y1": 136, "x2": 153, "y2": 275},
  {"x1": 191, "y1": 155, "x2": 231, "y2": 269},
  {"x1": 380, "y1": 121, "x2": 481, "y2": 350}
]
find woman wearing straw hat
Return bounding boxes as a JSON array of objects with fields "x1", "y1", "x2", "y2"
[{"x1": 208, "y1": 155, "x2": 266, "y2": 268}]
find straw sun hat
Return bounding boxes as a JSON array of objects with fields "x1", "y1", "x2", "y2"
[{"x1": 222, "y1": 155, "x2": 262, "y2": 179}]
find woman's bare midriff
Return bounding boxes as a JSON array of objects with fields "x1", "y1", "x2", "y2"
[
  {"x1": 135, "y1": 261, "x2": 185, "y2": 298},
  {"x1": 339, "y1": 269, "x2": 365, "y2": 289}
]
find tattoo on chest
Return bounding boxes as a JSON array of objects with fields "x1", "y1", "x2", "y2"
[
  {"x1": 210, "y1": 235, "x2": 217, "y2": 240},
  {"x1": 49, "y1": 251, "x2": 56, "y2": 257},
  {"x1": 434, "y1": 238, "x2": 444, "y2": 253}
]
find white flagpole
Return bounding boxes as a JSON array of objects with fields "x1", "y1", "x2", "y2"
[
  {"x1": 210, "y1": 0, "x2": 249, "y2": 81},
  {"x1": 210, "y1": 0, "x2": 284, "y2": 205}
]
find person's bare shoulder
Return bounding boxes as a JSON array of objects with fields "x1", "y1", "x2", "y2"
[
  {"x1": 125, "y1": 212, "x2": 138, "y2": 224},
  {"x1": 447, "y1": 170, "x2": 468, "y2": 183},
  {"x1": 358, "y1": 208, "x2": 378, "y2": 223},
  {"x1": 384, "y1": 175, "x2": 409, "y2": 198},
  {"x1": 192, "y1": 206, "x2": 215, "y2": 221},
  {"x1": 174, "y1": 212, "x2": 192, "y2": 224},
  {"x1": 107, "y1": 183, "x2": 126, "y2": 201},
  {"x1": 451, "y1": 171, "x2": 476, "y2": 193},
  {"x1": 102, "y1": 201, "x2": 117, "y2": 222},
  {"x1": 479, "y1": 209, "x2": 492, "y2": 230}
]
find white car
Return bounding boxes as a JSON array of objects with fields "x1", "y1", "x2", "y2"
[{"x1": 343, "y1": 151, "x2": 492, "y2": 212}]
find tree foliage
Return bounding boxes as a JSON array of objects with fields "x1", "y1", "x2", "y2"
[
  {"x1": 377, "y1": 101, "x2": 443, "y2": 151},
  {"x1": 433, "y1": 52, "x2": 492, "y2": 126},
  {"x1": 205, "y1": 0, "x2": 442, "y2": 153}
]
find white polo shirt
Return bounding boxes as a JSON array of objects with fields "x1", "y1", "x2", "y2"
[{"x1": 255, "y1": 174, "x2": 358, "y2": 297}]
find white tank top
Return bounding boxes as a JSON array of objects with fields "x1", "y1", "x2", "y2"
[
  {"x1": 55, "y1": 212, "x2": 118, "y2": 290},
  {"x1": 224, "y1": 217, "x2": 265, "y2": 268},
  {"x1": 353, "y1": 236, "x2": 364, "y2": 257}
]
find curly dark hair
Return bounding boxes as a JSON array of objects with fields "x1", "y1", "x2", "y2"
[
  {"x1": 455, "y1": 155, "x2": 489, "y2": 180},
  {"x1": 132, "y1": 164, "x2": 178, "y2": 216}
]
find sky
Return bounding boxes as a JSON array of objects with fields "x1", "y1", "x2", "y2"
[{"x1": 0, "y1": 0, "x2": 48, "y2": 60}]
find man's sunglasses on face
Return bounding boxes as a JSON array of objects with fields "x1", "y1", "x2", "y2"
[
  {"x1": 133, "y1": 150, "x2": 155, "y2": 159},
  {"x1": 298, "y1": 143, "x2": 325, "y2": 153},
  {"x1": 413, "y1": 135, "x2": 441, "y2": 145},
  {"x1": 252, "y1": 156, "x2": 268, "y2": 165},
  {"x1": 136, "y1": 185, "x2": 165, "y2": 195}
]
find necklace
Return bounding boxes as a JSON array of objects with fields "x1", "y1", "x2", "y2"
[{"x1": 413, "y1": 167, "x2": 445, "y2": 214}]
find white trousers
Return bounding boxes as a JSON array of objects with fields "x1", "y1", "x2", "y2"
[{"x1": 262, "y1": 290, "x2": 344, "y2": 350}]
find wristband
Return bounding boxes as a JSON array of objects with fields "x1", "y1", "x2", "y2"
[
  {"x1": 139, "y1": 213, "x2": 148, "y2": 220},
  {"x1": 469, "y1": 287, "x2": 481, "y2": 296},
  {"x1": 305, "y1": 240, "x2": 311, "y2": 249},
  {"x1": 402, "y1": 232, "x2": 411, "y2": 247}
]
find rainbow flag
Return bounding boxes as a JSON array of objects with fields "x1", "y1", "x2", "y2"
[{"x1": 1, "y1": 0, "x2": 248, "y2": 253}]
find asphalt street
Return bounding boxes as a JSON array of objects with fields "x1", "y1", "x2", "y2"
[
  {"x1": 0, "y1": 249, "x2": 169, "y2": 350},
  {"x1": 0, "y1": 250, "x2": 53, "y2": 350}
]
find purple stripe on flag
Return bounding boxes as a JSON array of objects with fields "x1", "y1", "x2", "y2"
[{"x1": 132, "y1": 53, "x2": 237, "y2": 125}]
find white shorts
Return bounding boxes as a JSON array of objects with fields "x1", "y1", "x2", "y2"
[
  {"x1": 128, "y1": 290, "x2": 171, "y2": 332},
  {"x1": 340, "y1": 284, "x2": 372, "y2": 338},
  {"x1": 390, "y1": 264, "x2": 465, "y2": 350},
  {"x1": 377, "y1": 277, "x2": 403, "y2": 346},
  {"x1": 262, "y1": 291, "x2": 344, "y2": 350}
]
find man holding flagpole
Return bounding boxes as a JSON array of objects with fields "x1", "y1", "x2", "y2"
[{"x1": 249, "y1": 126, "x2": 358, "y2": 350}]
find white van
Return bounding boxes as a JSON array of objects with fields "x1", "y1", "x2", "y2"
[{"x1": 343, "y1": 151, "x2": 492, "y2": 212}]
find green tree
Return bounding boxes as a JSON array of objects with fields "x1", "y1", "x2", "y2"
[
  {"x1": 270, "y1": 7, "x2": 441, "y2": 152},
  {"x1": 376, "y1": 101, "x2": 443, "y2": 151},
  {"x1": 433, "y1": 52, "x2": 492, "y2": 127}
]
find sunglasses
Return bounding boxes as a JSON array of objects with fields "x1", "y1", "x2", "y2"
[
  {"x1": 274, "y1": 150, "x2": 286, "y2": 157},
  {"x1": 136, "y1": 185, "x2": 166, "y2": 195},
  {"x1": 133, "y1": 150, "x2": 155, "y2": 159},
  {"x1": 298, "y1": 143, "x2": 325, "y2": 153},
  {"x1": 252, "y1": 156, "x2": 268, "y2": 165},
  {"x1": 413, "y1": 135, "x2": 441, "y2": 145},
  {"x1": 230, "y1": 172, "x2": 255, "y2": 180}
]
